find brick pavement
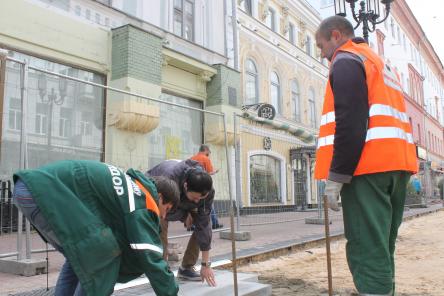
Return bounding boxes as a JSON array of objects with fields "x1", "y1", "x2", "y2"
[{"x1": 1, "y1": 204, "x2": 442, "y2": 296}]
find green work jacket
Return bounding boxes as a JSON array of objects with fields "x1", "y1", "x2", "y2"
[{"x1": 14, "y1": 160, "x2": 178, "y2": 296}]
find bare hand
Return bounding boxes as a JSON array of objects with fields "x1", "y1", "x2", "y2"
[
  {"x1": 200, "y1": 266, "x2": 216, "y2": 287},
  {"x1": 184, "y1": 213, "x2": 193, "y2": 228}
]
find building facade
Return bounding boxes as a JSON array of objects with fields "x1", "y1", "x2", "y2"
[
  {"x1": 0, "y1": 0, "x2": 239, "y2": 208},
  {"x1": 236, "y1": 0, "x2": 329, "y2": 208}
]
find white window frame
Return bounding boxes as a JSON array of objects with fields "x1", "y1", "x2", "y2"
[
  {"x1": 289, "y1": 22, "x2": 295, "y2": 44},
  {"x1": 246, "y1": 150, "x2": 287, "y2": 206},
  {"x1": 308, "y1": 88, "x2": 317, "y2": 128},
  {"x1": 266, "y1": 7, "x2": 276, "y2": 32},
  {"x1": 291, "y1": 79, "x2": 300, "y2": 122},
  {"x1": 245, "y1": 58, "x2": 259, "y2": 105},
  {"x1": 173, "y1": 0, "x2": 195, "y2": 41},
  {"x1": 8, "y1": 98, "x2": 22, "y2": 131},
  {"x1": 270, "y1": 71, "x2": 281, "y2": 114}
]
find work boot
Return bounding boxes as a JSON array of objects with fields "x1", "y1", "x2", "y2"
[
  {"x1": 177, "y1": 266, "x2": 201, "y2": 281},
  {"x1": 212, "y1": 223, "x2": 224, "y2": 229}
]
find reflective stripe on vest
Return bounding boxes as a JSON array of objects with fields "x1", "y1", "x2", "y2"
[
  {"x1": 124, "y1": 175, "x2": 135, "y2": 212},
  {"x1": 317, "y1": 103, "x2": 411, "y2": 148},
  {"x1": 130, "y1": 243, "x2": 163, "y2": 254},
  {"x1": 320, "y1": 111, "x2": 335, "y2": 126},
  {"x1": 318, "y1": 127, "x2": 413, "y2": 148}
]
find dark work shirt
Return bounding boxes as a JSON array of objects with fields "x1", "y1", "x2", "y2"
[
  {"x1": 146, "y1": 159, "x2": 214, "y2": 251},
  {"x1": 328, "y1": 38, "x2": 369, "y2": 183}
]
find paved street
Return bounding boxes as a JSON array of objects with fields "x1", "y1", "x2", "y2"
[{"x1": 1, "y1": 203, "x2": 442, "y2": 296}]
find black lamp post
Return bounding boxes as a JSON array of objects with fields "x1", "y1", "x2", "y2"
[
  {"x1": 334, "y1": 0, "x2": 394, "y2": 43},
  {"x1": 38, "y1": 73, "x2": 67, "y2": 149}
]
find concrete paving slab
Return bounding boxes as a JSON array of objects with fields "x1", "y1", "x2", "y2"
[
  {"x1": 219, "y1": 230, "x2": 251, "y2": 241},
  {"x1": 113, "y1": 270, "x2": 269, "y2": 296}
]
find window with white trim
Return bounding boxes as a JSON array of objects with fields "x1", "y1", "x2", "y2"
[
  {"x1": 245, "y1": 59, "x2": 259, "y2": 105},
  {"x1": 308, "y1": 88, "x2": 317, "y2": 128},
  {"x1": 8, "y1": 98, "x2": 22, "y2": 131},
  {"x1": 250, "y1": 154, "x2": 282, "y2": 204},
  {"x1": 35, "y1": 103, "x2": 48, "y2": 135},
  {"x1": 58, "y1": 107, "x2": 72, "y2": 138},
  {"x1": 288, "y1": 22, "x2": 295, "y2": 44},
  {"x1": 80, "y1": 111, "x2": 92, "y2": 136},
  {"x1": 270, "y1": 71, "x2": 281, "y2": 114},
  {"x1": 243, "y1": 0, "x2": 253, "y2": 16},
  {"x1": 174, "y1": 0, "x2": 195, "y2": 41},
  {"x1": 291, "y1": 79, "x2": 300, "y2": 122},
  {"x1": 265, "y1": 8, "x2": 276, "y2": 32},
  {"x1": 305, "y1": 35, "x2": 312, "y2": 56}
]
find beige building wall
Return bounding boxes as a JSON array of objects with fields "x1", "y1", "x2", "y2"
[
  {"x1": 237, "y1": 0, "x2": 328, "y2": 207},
  {"x1": 0, "y1": 0, "x2": 110, "y2": 74}
]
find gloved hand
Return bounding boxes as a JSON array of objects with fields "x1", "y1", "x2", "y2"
[{"x1": 324, "y1": 180, "x2": 343, "y2": 211}]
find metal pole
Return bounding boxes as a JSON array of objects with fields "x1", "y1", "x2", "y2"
[
  {"x1": 223, "y1": 113, "x2": 238, "y2": 296},
  {"x1": 359, "y1": 1, "x2": 370, "y2": 44},
  {"x1": 17, "y1": 61, "x2": 29, "y2": 261},
  {"x1": 230, "y1": 0, "x2": 239, "y2": 70},
  {"x1": 317, "y1": 180, "x2": 324, "y2": 220},
  {"x1": 323, "y1": 195, "x2": 333, "y2": 296},
  {"x1": 233, "y1": 113, "x2": 241, "y2": 231}
]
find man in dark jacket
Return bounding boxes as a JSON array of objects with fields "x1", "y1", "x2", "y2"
[
  {"x1": 146, "y1": 159, "x2": 216, "y2": 287},
  {"x1": 13, "y1": 160, "x2": 180, "y2": 296}
]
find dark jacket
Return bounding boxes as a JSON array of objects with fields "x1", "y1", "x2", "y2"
[
  {"x1": 329, "y1": 37, "x2": 369, "y2": 183},
  {"x1": 146, "y1": 159, "x2": 214, "y2": 251}
]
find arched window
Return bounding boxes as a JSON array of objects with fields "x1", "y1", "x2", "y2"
[
  {"x1": 305, "y1": 35, "x2": 312, "y2": 56},
  {"x1": 245, "y1": 59, "x2": 259, "y2": 105},
  {"x1": 249, "y1": 154, "x2": 282, "y2": 204},
  {"x1": 308, "y1": 88, "x2": 317, "y2": 127},
  {"x1": 291, "y1": 79, "x2": 300, "y2": 122},
  {"x1": 270, "y1": 71, "x2": 281, "y2": 114}
]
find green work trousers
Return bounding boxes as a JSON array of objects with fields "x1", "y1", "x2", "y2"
[{"x1": 341, "y1": 171, "x2": 410, "y2": 295}]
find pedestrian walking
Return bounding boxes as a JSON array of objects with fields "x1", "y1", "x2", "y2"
[
  {"x1": 411, "y1": 175, "x2": 422, "y2": 194},
  {"x1": 190, "y1": 144, "x2": 223, "y2": 229},
  {"x1": 146, "y1": 159, "x2": 217, "y2": 287},
  {"x1": 314, "y1": 16, "x2": 417, "y2": 295},
  {"x1": 13, "y1": 160, "x2": 180, "y2": 296}
]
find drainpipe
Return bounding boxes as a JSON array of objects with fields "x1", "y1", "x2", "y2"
[
  {"x1": 231, "y1": 0, "x2": 239, "y2": 70},
  {"x1": 223, "y1": 0, "x2": 228, "y2": 58}
]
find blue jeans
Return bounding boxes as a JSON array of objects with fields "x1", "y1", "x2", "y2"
[
  {"x1": 13, "y1": 179, "x2": 86, "y2": 296},
  {"x1": 210, "y1": 206, "x2": 219, "y2": 226}
]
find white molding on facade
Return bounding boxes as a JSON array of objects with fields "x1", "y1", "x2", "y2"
[
  {"x1": 240, "y1": 124, "x2": 313, "y2": 146},
  {"x1": 246, "y1": 149, "x2": 287, "y2": 207}
]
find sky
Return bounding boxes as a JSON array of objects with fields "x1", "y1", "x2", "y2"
[{"x1": 405, "y1": 0, "x2": 444, "y2": 64}]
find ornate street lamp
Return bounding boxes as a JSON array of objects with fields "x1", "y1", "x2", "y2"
[
  {"x1": 334, "y1": 0, "x2": 394, "y2": 43},
  {"x1": 37, "y1": 73, "x2": 68, "y2": 149}
]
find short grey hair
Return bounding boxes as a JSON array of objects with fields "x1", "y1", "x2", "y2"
[{"x1": 317, "y1": 16, "x2": 355, "y2": 40}]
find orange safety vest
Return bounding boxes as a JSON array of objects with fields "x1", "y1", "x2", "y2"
[{"x1": 314, "y1": 40, "x2": 418, "y2": 180}]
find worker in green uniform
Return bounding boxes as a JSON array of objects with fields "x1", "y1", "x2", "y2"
[{"x1": 13, "y1": 160, "x2": 180, "y2": 296}]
